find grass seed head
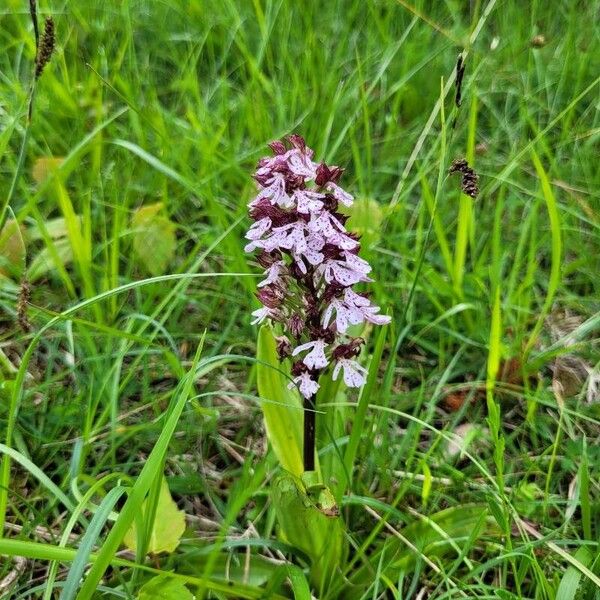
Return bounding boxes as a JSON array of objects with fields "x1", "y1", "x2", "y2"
[
  {"x1": 35, "y1": 17, "x2": 55, "y2": 79},
  {"x1": 449, "y1": 157, "x2": 480, "y2": 199}
]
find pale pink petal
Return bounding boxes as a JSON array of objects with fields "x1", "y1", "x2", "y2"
[
  {"x1": 335, "y1": 303, "x2": 352, "y2": 333},
  {"x1": 327, "y1": 231, "x2": 358, "y2": 250},
  {"x1": 258, "y1": 261, "x2": 285, "y2": 288},
  {"x1": 322, "y1": 302, "x2": 335, "y2": 329},
  {"x1": 292, "y1": 340, "x2": 316, "y2": 356},
  {"x1": 302, "y1": 340, "x2": 328, "y2": 370},
  {"x1": 344, "y1": 289, "x2": 370, "y2": 306},
  {"x1": 288, "y1": 372, "x2": 320, "y2": 398},
  {"x1": 245, "y1": 217, "x2": 272, "y2": 240},
  {"x1": 288, "y1": 151, "x2": 318, "y2": 179},
  {"x1": 251, "y1": 307, "x2": 271, "y2": 325},
  {"x1": 294, "y1": 189, "x2": 325, "y2": 214},
  {"x1": 327, "y1": 182, "x2": 354, "y2": 206},
  {"x1": 338, "y1": 359, "x2": 367, "y2": 388},
  {"x1": 303, "y1": 248, "x2": 324, "y2": 266},
  {"x1": 261, "y1": 174, "x2": 293, "y2": 208},
  {"x1": 365, "y1": 311, "x2": 392, "y2": 326},
  {"x1": 332, "y1": 361, "x2": 343, "y2": 382}
]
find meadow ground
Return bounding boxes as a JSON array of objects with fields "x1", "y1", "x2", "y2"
[{"x1": 0, "y1": 1, "x2": 599, "y2": 598}]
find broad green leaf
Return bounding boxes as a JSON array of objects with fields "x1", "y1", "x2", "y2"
[
  {"x1": 316, "y1": 369, "x2": 345, "y2": 496},
  {"x1": 556, "y1": 546, "x2": 593, "y2": 600},
  {"x1": 272, "y1": 473, "x2": 345, "y2": 592},
  {"x1": 123, "y1": 478, "x2": 185, "y2": 555},
  {"x1": 0, "y1": 219, "x2": 25, "y2": 279},
  {"x1": 27, "y1": 216, "x2": 79, "y2": 242},
  {"x1": 138, "y1": 575, "x2": 194, "y2": 600},
  {"x1": 181, "y1": 553, "x2": 288, "y2": 588},
  {"x1": 131, "y1": 203, "x2": 176, "y2": 276},
  {"x1": 256, "y1": 326, "x2": 304, "y2": 476},
  {"x1": 0, "y1": 538, "x2": 286, "y2": 600}
]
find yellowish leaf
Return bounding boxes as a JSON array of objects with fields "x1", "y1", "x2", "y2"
[
  {"x1": 131, "y1": 203, "x2": 176, "y2": 276},
  {"x1": 339, "y1": 197, "x2": 384, "y2": 249},
  {"x1": 0, "y1": 219, "x2": 26, "y2": 279},
  {"x1": 138, "y1": 576, "x2": 193, "y2": 600},
  {"x1": 32, "y1": 156, "x2": 64, "y2": 184},
  {"x1": 123, "y1": 479, "x2": 185, "y2": 555}
]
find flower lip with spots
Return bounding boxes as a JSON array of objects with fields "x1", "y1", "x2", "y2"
[{"x1": 245, "y1": 134, "x2": 391, "y2": 398}]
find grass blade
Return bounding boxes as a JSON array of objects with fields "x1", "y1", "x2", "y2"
[{"x1": 74, "y1": 337, "x2": 205, "y2": 598}]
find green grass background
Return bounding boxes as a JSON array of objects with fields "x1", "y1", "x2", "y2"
[{"x1": 1, "y1": 0, "x2": 599, "y2": 598}]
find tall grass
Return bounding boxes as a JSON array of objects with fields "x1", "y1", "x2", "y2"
[{"x1": 0, "y1": 0, "x2": 599, "y2": 598}]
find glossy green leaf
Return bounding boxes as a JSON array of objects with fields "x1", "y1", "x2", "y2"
[
  {"x1": 256, "y1": 325, "x2": 303, "y2": 476},
  {"x1": 272, "y1": 473, "x2": 345, "y2": 592}
]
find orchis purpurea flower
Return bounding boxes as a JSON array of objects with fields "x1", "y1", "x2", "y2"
[{"x1": 245, "y1": 134, "x2": 391, "y2": 399}]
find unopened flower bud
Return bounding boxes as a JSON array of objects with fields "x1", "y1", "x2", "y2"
[
  {"x1": 256, "y1": 285, "x2": 285, "y2": 309},
  {"x1": 287, "y1": 134, "x2": 307, "y2": 152},
  {"x1": 291, "y1": 359, "x2": 308, "y2": 376},
  {"x1": 268, "y1": 140, "x2": 287, "y2": 155},
  {"x1": 288, "y1": 314, "x2": 304, "y2": 338},
  {"x1": 275, "y1": 335, "x2": 292, "y2": 359},
  {"x1": 332, "y1": 338, "x2": 364, "y2": 360}
]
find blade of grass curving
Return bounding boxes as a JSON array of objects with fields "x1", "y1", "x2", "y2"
[
  {"x1": 342, "y1": 324, "x2": 388, "y2": 493},
  {"x1": 285, "y1": 564, "x2": 311, "y2": 600},
  {"x1": 74, "y1": 337, "x2": 205, "y2": 598},
  {"x1": 44, "y1": 472, "x2": 126, "y2": 600},
  {"x1": 0, "y1": 538, "x2": 285, "y2": 599},
  {"x1": 0, "y1": 271, "x2": 253, "y2": 533},
  {"x1": 524, "y1": 148, "x2": 562, "y2": 357},
  {"x1": 527, "y1": 311, "x2": 600, "y2": 373},
  {"x1": 517, "y1": 517, "x2": 600, "y2": 589},
  {"x1": 0, "y1": 444, "x2": 74, "y2": 516},
  {"x1": 59, "y1": 486, "x2": 128, "y2": 600},
  {"x1": 556, "y1": 547, "x2": 594, "y2": 600}
]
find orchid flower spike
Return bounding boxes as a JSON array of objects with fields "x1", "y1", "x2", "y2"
[{"x1": 246, "y1": 134, "x2": 391, "y2": 398}]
